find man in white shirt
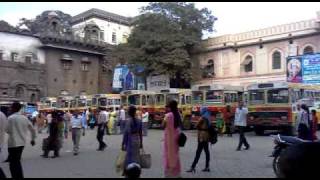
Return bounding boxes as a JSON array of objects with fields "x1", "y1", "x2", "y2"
[
  {"x1": 234, "y1": 101, "x2": 250, "y2": 151},
  {"x1": 0, "y1": 110, "x2": 7, "y2": 178},
  {"x1": 119, "y1": 106, "x2": 126, "y2": 134},
  {"x1": 6, "y1": 102, "x2": 36, "y2": 179},
  {"x1": 70, "y1": 111, "x2": 86, "y2": 156},
  {"x1": 142, "y1": 110, "x2": 149, "y2": 136},
  {"x1": 96, "y1": 107, "x2": 108, "y2": 151}
]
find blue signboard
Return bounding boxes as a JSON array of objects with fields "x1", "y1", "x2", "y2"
[
  {"x1": 112, "y1": 65, "x2": 140, "y2": 92},
  {"x1": 287, "y1": 53, "x2": 320, "y2": 84}
]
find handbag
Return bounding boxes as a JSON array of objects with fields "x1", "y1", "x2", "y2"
[
  {"x1": 178, "y1": 132, "x2": 187, "y2": 147},
  {"x1": 115, "y1": 150, "x2": 127, "y2": 174},
  {"x1": 140, "y1": 150, "x2": 151, "y2": 169}
]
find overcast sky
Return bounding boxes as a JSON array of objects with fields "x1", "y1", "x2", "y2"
[{"x1": 1, "y1": 2, "x2": 320, "y2": 37}]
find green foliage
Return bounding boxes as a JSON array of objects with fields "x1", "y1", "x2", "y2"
[{"x1": 112, "y1": 2, "x2": 216, "y2": 82}]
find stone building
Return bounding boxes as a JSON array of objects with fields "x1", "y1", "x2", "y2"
[
  {"x1": 0, "y1": 11, "x2": 114, "y2": 102},
  {"x1": 0, "y1": 32, "x2": 46, "y2": 103},
  {"x1": 195, "y1": 12, "x2": 320, "y2": 89},
  {"x1": 71, "y1": 8, "x2": 132, "y2": 45}
]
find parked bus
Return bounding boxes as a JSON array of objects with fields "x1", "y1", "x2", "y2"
[
  {"x1": 97, "y1": 94, "x2": 121, "y2": 111},
  {"x1": 246, "y1": 81, "x2": 320, "y2": 135},
  {"x1": 191, "y1": 84, "x2": 244, "y2": 127},
  {"x1": 57, "y1": 95, "x2": 73, "y2": 112},
  {"x1": 38, "y1": 97, "x2": 57, "y2": 113}
]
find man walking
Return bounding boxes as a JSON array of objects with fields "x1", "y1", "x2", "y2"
[
  {"x1": 0, "y1": 109, "x2": 7, "y2": 178},
  {"x1": 6, "y1": 102, "x2": 36, "y2": 179},
  {"x1": 97, "y1": 107, "x2": 108, "y2": 151},
  {"x1": 234, "y1": 101, "x2": 250, "y2": 151},
  {"x1": 70, "y1": 112, "x2": 86, "y2": 156},
  {"x1": 142, "y1": 110, "x2": 149, "y2": 136},
  {"x1": 119, "y1": 106, "x2": 126, "y2": 134}
]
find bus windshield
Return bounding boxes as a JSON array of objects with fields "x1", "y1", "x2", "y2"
[
  {"x1": 249, "y1": 90, "x2": 265, "y2": 104},
  {"x1": 92, "y1": 98, "x2": 97, "y2": 106},
  {"x1": 192, "y1": 91, "x2": 203, "y2": 104},
  {"x1": 121, "y1": 96, "x2": 127, "y2": 106},
  {"x1": 267, "y1": 88, "x2": 289, "y2": 104},
  {"x1": 166, "y1": 94, "x2": 179, "y2": 104},
  {"x1": 99, "y1": 98, "x2": 107, "y2": 106},
  {"x1": 128, "y1": 95, "x2": 140, "y2": 105},
  {"x1": 78, "y1": 99, "x2": 86, "y2": 107},
  {"x1": 70, "y1": 100, "x2": 76, "y2": 108},
  {"x1": 206, "y1": 90, "x2": 223, "y2": 103},
  {"x1": 155, "y1": 94, "x2": 165, "y2": 105}
]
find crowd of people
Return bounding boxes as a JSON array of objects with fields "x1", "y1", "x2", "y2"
[{"x1": 0, "y1": 100, "x2": 318, "y2": 178}]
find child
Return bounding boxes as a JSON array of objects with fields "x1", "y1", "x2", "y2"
[{"x1": 216, "y1": 112, "x2": 225, "y2": 136}]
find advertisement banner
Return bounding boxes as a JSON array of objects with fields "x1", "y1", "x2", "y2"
[
  {"x1": 287, "y1": 53, "x2": 320, "y2": 84},
  {"x1": 147, "y1": 75, "x2": 170, "y2": 91}
]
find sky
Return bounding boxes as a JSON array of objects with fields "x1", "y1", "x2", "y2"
[{"x1": 1, "y1": 2, "x2": 320, "y2": 38}]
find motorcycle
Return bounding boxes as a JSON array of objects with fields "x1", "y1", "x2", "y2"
[{"x1": 270, "y1": 134, "x2": 307, "y2": 177}]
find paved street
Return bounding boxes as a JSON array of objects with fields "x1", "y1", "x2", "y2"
[{"x1": 0, "y1": 129, "x2": 283, "y2": 178}]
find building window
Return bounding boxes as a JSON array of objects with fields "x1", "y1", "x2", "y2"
[
  {"x1": 30, "y1": 93, "x2": 36, "y2": 103},
  {"x1": 122, "y1": 34, "x2": 128, "y2": 43},
  {"x1": 303, "y1": 46, "x2": 314, "y2": 55},
  {"x1": 81, "y1": 63, "x2": 89, "y2": 71},
  {"x1": 242, "y1": 55, "x2": 253, "y2": 73},
  {"x1": 100, "y1": 31, "x2": 104, "y2": 41},
  {"x1": 11, "y1": 52, "x2": 18, "y2": 62},
  {"x1": 62, "y1": 61, "x2": 72, "y2": 70},
  {"x1": 272, "y1": 51, "x2": 281, "y2": 69},
  {"x1": 112, "y1": 32, "x2": 116, "y2": 43},
  {"x1": 25, "y1": 56, "x2": 32, "y2": 63},
  {"x1": 15, "y1": 86, "x2": 24, "y2": 99},
  {"x1": 202, "y1": 59, "x2": 215, "y2": 78}
]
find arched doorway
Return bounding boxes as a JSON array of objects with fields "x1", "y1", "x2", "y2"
[{"x1": 15, "y1": 85, "x2": 25, "y2": 99}]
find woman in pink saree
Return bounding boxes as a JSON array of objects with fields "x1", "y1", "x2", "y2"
[{"x1": 162, "y1": 100, "x2": 182, "y2": 178}]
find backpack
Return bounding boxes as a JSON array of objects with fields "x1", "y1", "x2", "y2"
[{"x1": 208, "y1": 125, "x2": 218, "y2": 145}]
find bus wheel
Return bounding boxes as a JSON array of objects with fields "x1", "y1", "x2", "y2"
[{"x1": 254, "y1": 127, "x2": 264, "y2": 136}]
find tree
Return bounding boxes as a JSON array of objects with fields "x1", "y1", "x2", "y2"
[
  {"x1": 0, "y1": 20, "x2": 17, "y2": 32},
  {"x1": 113, "y1": 2, "x2": 217, "y2": 87}
]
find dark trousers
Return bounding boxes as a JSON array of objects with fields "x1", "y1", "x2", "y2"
[
  {"x1": 237, "y1": 126, "x2": 249, "y2": 149},
  {"x1": 97, "y1": 124, "x2": 106, "y2": 150},
  {"x1": 8, "y1": 146, "x2": 24, "y2": 179},
  {"x1": 0, "y1": 167, "x2": 6, "y2": 178},
  {"x1": 226, "y1": 123, "x2": 233, "y2": 136},
  {"x1": 120, "y1": 121, "x2": 126, "y2": 134},
  {"x1": 191, "y1": 141, "x2": 210, "y2": 169}
]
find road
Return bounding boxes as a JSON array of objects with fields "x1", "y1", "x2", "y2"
[{"x1": 0, "y1": 129, "x2": 285, "y2": 178}]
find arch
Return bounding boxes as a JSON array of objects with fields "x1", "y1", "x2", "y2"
[
  {"x1": 241, "y1": 54, "x2": 254, "y2": 73},
  {"x1": 30, "y1": 93, "x2": 36, "y2": 103},
  {"x1": 303, "y1": 45, "x2": 315, "y2": 55},
  {"x1": 272, "y1": 50, "x2": 282, "y2": 70},
  {"x1": 15, "y1": 85, "x2": 25, "y2": 99}
]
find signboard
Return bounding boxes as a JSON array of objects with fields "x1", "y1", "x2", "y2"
[
  {"x1": 147, "y1": 75, "x2": 170, "y2": 91},
  {"x1": 112, "y1": 66, "x2": 123, "y2": 89},
  {"x1": 287, "y1": 53, "x2": 320, "y2": 84},
  {"x1": 112, "y1": 65, "x2": 137, "y2": 92}
]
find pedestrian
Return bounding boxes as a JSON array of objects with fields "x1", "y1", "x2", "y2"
[
  {"x1": 225, "y1": 105, "x2": 234, "y2": 137},
  {"x1": 311, "y1": 109, "x2": 318, "y2": 141},
  {"x1": 70, "y1": 111, "x2": 86, "y2": 156},
  {"x1": 46, "y1": 112, "x2": 52, "y2": 134},
  {"x1": 63, "y1": 111, "x2": 72, "y2": 139},
  {"x1": 0, "y1": 109, "x2": 7, "y2": 178},
  {"x1": 97, "y1": 107, "x2": 107, "y2": 151},
  {"x1": 297, "y1": 104, "x2": 312, "y2": 140},
  {"x1": 215, "y1": 112, "x2": 224, "y2": 136},
  {"x1": 108, "y1": 108, "x2": 116, "y2": 135},
  {"x1": 36, "y1": 112, "x2": 46, "y2": 134},
  {"x1": 187, "y1": 107, "x2": 211, "y2": 173},
  {"x1": 120, "y1": 106, "x2": 126, "y2": 134},
  {"x1": 121, "y1": 105, "x2": 143, "y2": 177},
  {"x1": 142, "y1": 109, "x2": 149, "y2": 136},
  {"x1": 115, "y1": 107, "x2": 121, "y2": 134},
  {"x1": 162, "y1": 100, "x2": 182, "y2": 178},
  {"x1": 41, "y1": 110, "x2": 62, "y2": 158},
  {"x1": 6, "y1": 101, "x2": 36, "y2": 179},
  {"x1": 234, "y1": 101, "x2": 250, "y2": 151},
  {"x1": 295, "y1": 104, "x2": 303, "y2": 136},
  {"x1": 88, "y1": 108, "x2": 96, "y2": 130},
  {"x1": 105, "y1": 108, "x2": 111, "y2": 135}
]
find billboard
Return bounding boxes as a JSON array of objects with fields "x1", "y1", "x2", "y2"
[
  {"x1": 147, "y1": 75, "x2": 170, "y2": 91},
  {"x1": 112, "y1": 65, "x2": 136, "y2": 92},
  {"x1": 287, "y1": 53, "x2": 320, "y2": 84}
]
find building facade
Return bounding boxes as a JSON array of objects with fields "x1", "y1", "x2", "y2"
[
  {"x1": 195, "y1": 12, "x2": 320, "y2": 89},
  {"x1": 71, "y1": 8, "x2": 132, "y2": 45},
  {"x1": 0, "y1": 32, "x2": 46, "y2": 103}
]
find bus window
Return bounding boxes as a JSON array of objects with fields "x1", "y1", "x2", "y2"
[
  {"x1": 87, "y1": 100, "x2": 92, "y2": 107},
  {"x1": 107, "y1": 99, "x2": 113, "y2": 106},
  {"x1": 249, "y1": 90, "x2": 265, "y2": 104},
  {"x1": 180, "y1": 95, "x2": 186, "y2": 105},
  {"x1": 99, "y1": 98, "x2": 107, "y2": 107},
  {"x1": 186, "y1": 96, "x2": 192, "y2": 105},
  {"x1": 142, "y1": 95, "x2": 147, "y2": 106},
  {"x1": 52, "y1": 102, "x2": 57, "y2": 108},
  {"x1": 206, "y1": 90, "x2": 223, "y2": 103},
  {"x1": 128, "y1": 95, "x2": 140, "y2": 106},
  {"x1": 267, "y1": 88, "x2": 289, "y2": 104},
  {"x1": 155, "y1": 94, "x2": 165, "y2": 105},
  {"x1": 114, "y1": 99, "x2": 121, "y2": 106},
  {"x1": 147, "y1": 95, "x2": 154, "y2": 105},
  {"x1": 121, "y1": 96, "x2": 127, "y2": 106},
  {"x1": 166, "y1": 94, "x2": 179, "y2": 104},
  {"x1": 92, "y1": 98, "x2": 97, "y2": 106},
  {"x1": 78, "y1": 99, "x2": 86, "y2": 107},
  {"x1": 192, "y1": 91, "x2": 203, "y2": 104}
]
